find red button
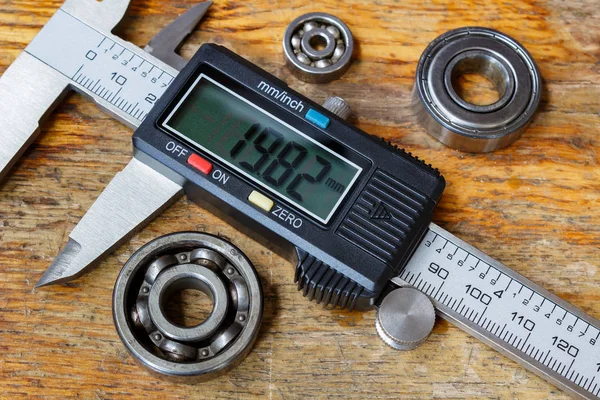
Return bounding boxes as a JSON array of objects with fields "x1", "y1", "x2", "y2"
[{"x1": 188, "y1": 153, "x2": 213, "y2": 175}]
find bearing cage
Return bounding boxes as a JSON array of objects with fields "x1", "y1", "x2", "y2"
[
  {"x1": 412, "y1": 27, "x2": 542, "y2": 153},
  {"x1": 113, "y1": 232, "x2": 263, "y2": 382}
]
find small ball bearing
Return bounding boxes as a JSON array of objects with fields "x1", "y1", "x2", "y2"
[
  {"x1": 412, "y1": 27, "x2": 542, "y2": 153},
  {"x1": 283, "y1": 12, "x2": 354, "y2": 83},
  {"x1": 112, "y1": 232, "x2": 263, "y2": 382}
]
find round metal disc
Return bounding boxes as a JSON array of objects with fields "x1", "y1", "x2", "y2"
[{"x1": 376, "y1": 287, "x2": 436, "y2": 351}]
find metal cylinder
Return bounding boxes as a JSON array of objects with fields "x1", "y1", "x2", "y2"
[
  {"x1": 283, "y1": 12, "x2": 354, "y2": 83},
  {"x1": 412, "y1": 27, "x2": 542, "y2": 153},
  {"x1": 113, "y1": 232, "x2": 263, "y2": 382}
]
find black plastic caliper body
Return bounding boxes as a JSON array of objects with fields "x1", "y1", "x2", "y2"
[{"x1": 133, "y1": 44, "x2": 445, "y2": 310}]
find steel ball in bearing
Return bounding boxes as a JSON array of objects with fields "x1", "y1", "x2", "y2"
[
  {"x1": 283, "y1": 12, "x2": 354, "y2": 83},
  {"x1": 112, "y1": 232, "x2": 263, "y2": 382},
  {"x1": 412, "y1": 27, "x2": 542, "y2": 153}
]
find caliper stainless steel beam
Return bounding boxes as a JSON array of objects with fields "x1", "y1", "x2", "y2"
[{"x1": 0, "y1": 0, "x2": 211, "y2": 183}]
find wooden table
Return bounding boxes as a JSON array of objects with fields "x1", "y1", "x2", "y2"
[{"x1": 1, "y1": 0, "x2": 598, "y2": 398}]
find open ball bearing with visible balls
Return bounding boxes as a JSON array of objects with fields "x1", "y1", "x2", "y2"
[
  {"x1": 412, "y1": 27, "x2": 542, "y2": 153},
  {"x1": 283, "y1": 12, "x2": 354, "y2": 83},
  {"x1": 112, "y1": 232, "x2": 263, "y2": 382}
]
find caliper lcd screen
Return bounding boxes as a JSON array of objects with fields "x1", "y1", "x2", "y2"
[{"x1": 162, "y1": 74, "x2": 362, "y2": 224}]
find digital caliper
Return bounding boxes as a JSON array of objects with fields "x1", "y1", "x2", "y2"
[
  {"x1": 40, "y1": 42, "x2": 446, "y2": 310},
  {"x1": 39, "y1": 41, "x2": 600, "y2": 399},
  {"x1": 0, "y1": 1, "x2": 598, "y2": 398}
]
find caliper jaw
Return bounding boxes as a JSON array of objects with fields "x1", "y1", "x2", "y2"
[
  {"x1": 33, "y1": 1, "x2": 213, "y2": 288},
  {"x1": 144, "y1": 2, "x2": 213, "y2": 71},
  {"x1": 36, "y1": 158, "x2": 183, "y2": 287}
]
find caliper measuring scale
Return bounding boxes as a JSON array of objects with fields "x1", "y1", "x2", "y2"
[
  {"x1": 36, "y1": 39, "x2": 600, "y2": 398},
  {"x1": 0, "y1": 0, "x2": 212, "y2": 183}
]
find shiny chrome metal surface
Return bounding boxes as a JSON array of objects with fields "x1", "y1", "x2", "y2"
[
  {"x1": 283, "y1": 12, "x2": 354, "y2": 83},
  {"x1": 411, "y1": 27, "x2": 542, "y2": 153},
  {"x1": 113, "y1": 232, "x2": 263, "y2": 381},
  {"x1": 376, "y1": 287, "x2": 436, "y2": 351}
]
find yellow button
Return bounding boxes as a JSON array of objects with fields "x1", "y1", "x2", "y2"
[{"x1": 248, "y1": 190, "x2": 274, "y2": 212}]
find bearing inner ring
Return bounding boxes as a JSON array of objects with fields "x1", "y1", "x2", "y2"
[
  {"x1": 301, "y1": 28, "x2": 336, "y2": 60},
  {"x1": 113, "y1": 232, "x2": 263, "y2": 382},
  {"x1": 147, "y1": 264, "x2": 229, "y2": 342},
  {"x1": 412, "y1": 27, "x2": 542, "y2": 153},
  {"x1": 444, "y1": 49, "x2": 515, "y2": 113}
]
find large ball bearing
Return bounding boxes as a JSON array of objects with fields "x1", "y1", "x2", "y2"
[
  {"x1": 412, "y1": 27, "x2": 542, "y2": 153},
  {"x1": 112, "y1": 232, "x2": 263, "y2": 382}
]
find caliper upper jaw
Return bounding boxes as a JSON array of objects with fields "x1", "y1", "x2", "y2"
[
  {"x1": 144, "y1": 1, "x2": 213, "y2": 71},
  {"x1": 61, "y1": 0, "x2": 213, "y2": 71},
  {"x1": 62, "y1": 0, "x2": 131, "y2": 33},
  {"x1": 32, "y1": 2, "x2": 214, "y2": 287}
]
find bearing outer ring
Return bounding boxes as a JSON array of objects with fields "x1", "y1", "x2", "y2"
[
  {"x1": 412, "y1": 27, "x2": 542, "y2": 153},
  {"x1": 283, "y1": 12, "x2": 354, "y2": 83},
  {"x1": 113, "y1": 232, "x2": 263, "y2": 382}
]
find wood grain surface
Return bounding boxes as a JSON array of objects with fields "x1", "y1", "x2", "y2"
[{"x1": 1, "y1": 0, "x2": 599, "y2": 398}]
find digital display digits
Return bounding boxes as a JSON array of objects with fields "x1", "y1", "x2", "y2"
[{"x1": 162, "y1": 75, "x2": 361, "y2": 223}]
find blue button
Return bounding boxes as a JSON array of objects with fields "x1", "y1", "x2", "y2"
[{"x1": 305, "y1": 109, "x2": 330, "y2": 129}]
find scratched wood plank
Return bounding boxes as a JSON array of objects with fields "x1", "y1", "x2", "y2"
[{"x1": 0, "y1": 0, "x2": 599, "y2": 399}]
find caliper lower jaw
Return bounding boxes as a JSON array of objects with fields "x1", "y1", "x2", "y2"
[
  {"x1": 0, "y1": 0, "x2": 213, "y2": 285},
  {"x1": 35, "y1": 157, "x2": 184, "y2": 287}
]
